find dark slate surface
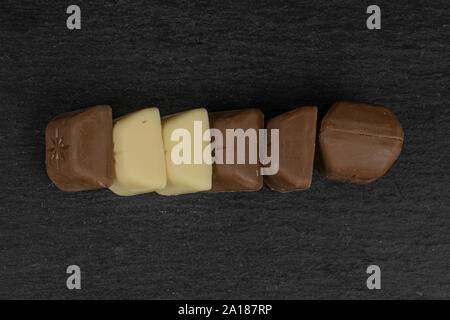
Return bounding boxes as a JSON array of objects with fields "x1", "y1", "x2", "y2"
[{"x1": 0, "y1": 0, "x2": 449, "y2": 299}]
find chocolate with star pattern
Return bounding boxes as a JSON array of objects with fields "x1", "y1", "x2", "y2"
[{"x1": 45, "y1": 105, "x2": 114, "y2": 191}]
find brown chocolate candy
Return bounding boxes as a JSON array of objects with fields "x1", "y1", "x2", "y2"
[
  {"x1": 45, "y1": 105, "x2": 114, "y2": 191},
  {"x1": 316, "y1": 101, "x2": 404, "y2": 184},
  {"x1": 209, "y1": 109, "x2": 264, "y2": 192},
  {"x1": 264, "y1": 106, "x2": 317, "y2": 192}
]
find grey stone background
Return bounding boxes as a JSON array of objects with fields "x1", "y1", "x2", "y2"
[{"x1": 0, "y1": 0, "x2": 449, "y2": 299}]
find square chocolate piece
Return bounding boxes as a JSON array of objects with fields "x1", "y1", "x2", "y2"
[
  {"x1": 209, "y1": 109, "x2": 264, "y2": 192},
  {"x1": 264, "y1": 106, "x2": 318, "y2": 192},
  {"x1": 45, "y1": 105, "x2": 114, "y2": 191}
]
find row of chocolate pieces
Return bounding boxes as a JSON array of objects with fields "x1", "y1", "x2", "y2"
[{"x1": 45, "y1": 102, "x2": 405, "y2": 195}]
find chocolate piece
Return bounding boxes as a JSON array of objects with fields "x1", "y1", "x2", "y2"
[
  {"x1": 264, "y1": 106, "x2": 317, "y2": 192},
  {"x1": 209, "y1": 109, "x2": 264, "y2": 192},
  {"x1": 157, "y1": 108, "x2": 212, "y2": 196},
  {"x1": 45, "y1": 105, "x2": 114, "y2": 191},
  {"x1": 109, "y1": 108, "x2": 167, "y2": 196},
  {"x1": 316, "y1": 101, "x2": 404, "y2": 184}
]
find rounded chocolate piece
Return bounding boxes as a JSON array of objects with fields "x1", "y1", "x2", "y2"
[{"x1": 316, "y1": 101, "x2": 404, "y2": 184}]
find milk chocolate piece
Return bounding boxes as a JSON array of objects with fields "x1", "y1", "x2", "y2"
[
  {"x1": 45, "y1": 105, "x2": 114, "y2": 191},
  {"x1": 264, "y1": 106, "x2": 317, "y2": 192},
  {"x1": 209, "y1": 109, "x2": 264, "y2": 192},
  {"x1": 316, "y1": 101, "x2": 404, "y2": 184}
]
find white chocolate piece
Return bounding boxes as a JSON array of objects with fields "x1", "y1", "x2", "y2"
[
  {"x1": 109, "y1": 108, "x2": 167, "y2": 196},
  {"x1": 156, "y1": 108, "x2": 212, "y2": 196}
]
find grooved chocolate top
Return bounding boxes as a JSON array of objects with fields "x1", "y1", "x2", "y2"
[{"x1": 317, "y1": 101, "x2": 404, "y2": 184}]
